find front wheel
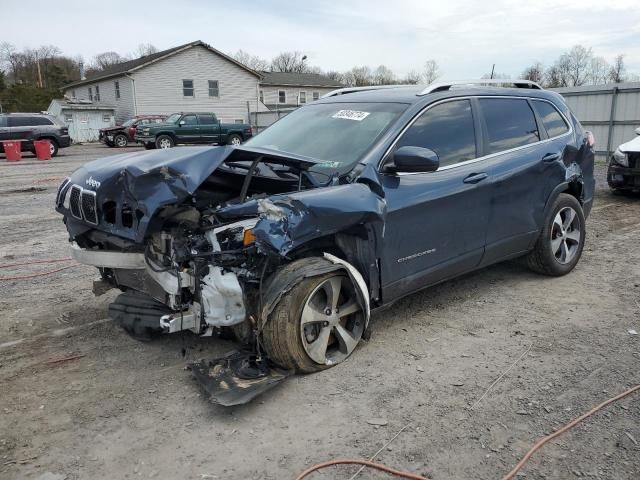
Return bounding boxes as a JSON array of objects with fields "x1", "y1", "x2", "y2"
[
  {"x1": 114, "y1": 133, "x2": 128, "y2": 148},
  {"x1": 155, "y1": 135, "x2": 174, "y2": 149},
  {"x1": 49, "y1": 140, "x2": 59, "y2": 157},
  {"x1": 227, "y1": 134, "x2": 242, "y2": 146},
  {"x1": 262, "y1": 266, "x2": 365, "y2": 373},
  {"x1": 527, "y1": 193, "x2": 585, "y2": 276}
]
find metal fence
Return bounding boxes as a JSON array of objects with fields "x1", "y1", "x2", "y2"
[
  {"x1": 249, "y1": 107, "x2": 298, "y2": 133},
  {"x1": 552, "y1": 82, "x2": 640, "y2": 161}
]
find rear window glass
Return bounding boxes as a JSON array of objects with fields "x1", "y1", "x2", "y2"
[
  {"x1": 479, "y1": 98, "x2": 540, "y2": 154},
  {"x1": 0, "y1": 116, "x2": 6, "y2": 127},
  {"x1": 396, "y1": 99, "x2": 476, "y2": 167},
  {"x1": 532, "y1": 100, "x2": 569, "y2": 138}
]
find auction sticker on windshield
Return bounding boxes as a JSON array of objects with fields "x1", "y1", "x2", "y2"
[{"x1": 332, "y1": 110, "x2": 371, "y2": 121}]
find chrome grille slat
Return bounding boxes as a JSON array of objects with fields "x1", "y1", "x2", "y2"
[
  {"x1": 69, "y1": 185, "x2": 82, "y2": 219},
  {"x1": 80, "y1": 190, "x2": 98, "y2": 225}
]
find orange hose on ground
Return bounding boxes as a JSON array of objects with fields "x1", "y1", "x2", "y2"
[
  {"x1": 0, "y1": 264, "x2": 78, "y2": 281},
  {"x1": 294, "y1": 459, "x2": 430, "y2": 480},
  {"x1": 502, "y1": 383, "x2": 640, "y2": 480},
  {"x1": 296, "y1": 384, "x2": 640, "y2": 480}
]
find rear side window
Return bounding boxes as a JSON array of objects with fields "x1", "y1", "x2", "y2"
[
  {"x1": 396, "y1": 99, "x2": 476, "y2": 167},
  {"x1": 479, "y1": 98, "x2": 540, "y2": 154},
  {"x1": 532, "y1": 100, "x2": 569, "y2": 138},
  {"x1": 31, "y1": 116, "x2": 54, "y2": 126},
  {"x1": 198, "y1": 114, "x2": 216, "y2": 124},
  {"x1": 8, "y1": 116, "x2": 39, "y2": 127},
  {"x1": 0, "y1": 116, "x2": 6, "y2": 127}
]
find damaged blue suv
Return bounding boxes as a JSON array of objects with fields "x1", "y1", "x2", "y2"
[{"x1": 56, "y1": 80, "x2": 594, "y2": 392}]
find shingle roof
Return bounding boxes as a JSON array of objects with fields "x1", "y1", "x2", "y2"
[
  {"x1": 260, "y1": 71, "x2": 343, "y2": 88},
  {"x1": 64, "y1": 40, "x2": 261, "y2": 89}
]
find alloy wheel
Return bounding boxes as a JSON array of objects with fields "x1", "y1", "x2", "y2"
[
  {"x1": 300, "y1": 275, "x2": 364, "y2": 366},
  {"x1": 231, "y1": 136, "x2": 241, "y2": 146},
  {"x1": 159, "y1": 138, "x2": 172, "y2": 149},
  {"x1": 550, "y1": 206, "x2": 582, "y2": 264}
]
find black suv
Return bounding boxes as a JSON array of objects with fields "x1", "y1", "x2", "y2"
[
  {"x1": 0, "y1": 113, "x2": 71, "y2": 157},
  {"x1": 56, "y1": 80, "x2": 594, "y2": 398}
]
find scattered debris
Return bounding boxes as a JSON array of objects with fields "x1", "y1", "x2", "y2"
[
  {"x1": 366, "y1": 418, "x2": 388, "y2": 426},
  {"x1": 416, "y1": 365, "x2": 424, "y2": 372},
  {"x1": 45, "y1": 354, "x2": 85, "y2": 365},
  {"x1": 628, "y1": 329, "x2": 638, "y2": 335},
  {"x1": 625, "y1": 432, "x2": 638, "y2": 446}
]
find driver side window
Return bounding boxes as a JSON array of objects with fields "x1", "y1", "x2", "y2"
[{"x1": 396, "y1": 99, "x2": 476, "y2": 168}]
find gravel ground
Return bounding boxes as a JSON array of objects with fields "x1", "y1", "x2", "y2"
[{"x1": 0, "y1": 144, "x2": 638, "y2": 480}]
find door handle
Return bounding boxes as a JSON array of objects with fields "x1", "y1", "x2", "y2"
[
  {"x1": 542, "y1": 152, "x2": 560, "y2": 163},
  {"x1": 463, "y1": 172, "x2": 488, "y2": 184}
]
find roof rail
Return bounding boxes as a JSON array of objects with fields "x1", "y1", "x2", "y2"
[
  {"x1": 322, "y1": 85, "x2": 412, "y2": 98},
  {"x1": 418, "y1": 79, "x2": 543, "y2": 96}
]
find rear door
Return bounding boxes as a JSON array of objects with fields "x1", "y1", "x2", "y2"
[
  {"x1": 198, "y1": 114, "x2": 220, "y2": 144},
  {"x1": 177, "y1": 114, "x2": 200, "y2": 143},
  {"x1": 7, "y1": 116, "x2": 37, "y2": 143},
  {"x1": 380, "y1": 98, "x2": 492, "y2": 302},
  {"x1": 477, "y1": 97, "x2": 571, "y2": 266}
]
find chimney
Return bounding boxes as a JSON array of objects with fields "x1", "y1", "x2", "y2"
[{"x1": 79, "y1": 62, "x2": 86, "y2": 81}]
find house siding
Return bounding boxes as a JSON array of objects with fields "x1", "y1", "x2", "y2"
[
  {"x1": 131, "y1": 45, "x2": 259, "y2": 123},
  {"x1": 63, "y1": 76, "x2": 135, "y2": 124},
  {"x1": 260, "y1": 85, "x2": 336, "y2": 108}
]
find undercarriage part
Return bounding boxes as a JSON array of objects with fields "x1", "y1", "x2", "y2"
[
  {"x1": 200, "y1": 267, "x2": 246, "y2": 327},
  {"x1": 70, "y1": 242, "x2": 145, "y2": 269},
  {"x1": 190, "y1": 350, "x2": 291, "y2": 406},
  {"x1": 160, "y1": 307, "x2": 201, "y2": 334},
  {"x1": 108, "y1": 291, "x2": 172, "y2": 341}
]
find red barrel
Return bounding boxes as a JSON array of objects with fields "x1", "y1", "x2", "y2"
[
  {"x1": 1, "y1": 141, "x2": 22, "y2": 161},
  {"x1": 33, "y1": 139, "x2": 52, "y2": 160}
]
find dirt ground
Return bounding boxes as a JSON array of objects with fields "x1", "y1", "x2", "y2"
[{"x1": 0, "y1": 144, "x2": 638, "y2": 480}]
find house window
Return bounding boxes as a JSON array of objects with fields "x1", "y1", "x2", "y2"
[
  {"x1": 64, "y1": 113, "x2": 73, "y2": 122},
  {"x1": 88, "y1": 87, "x2": 93, "y2": 101},
  {"x1": 299, "y1": 91, "x2": 306, "y2": 104},
  {"x1": 183, "y1": 79, "x2": 194, "y2": 97},
  {"x1": 208, "y1": 80, "x2": 219, "y2": 97},
  {"x1": 278, "y1": 90, "x2": 286, "y2": 104},
  {"x1": 114, "y1": 81, "x2": 120, "y2": 99},
  {"x1": 234, "y1": 119, "x2": 244, "y2": 124},
  {"x1": 312, "y1": 91, "x2": 319, "y2": 101},
  {"x1": 259, "y1": 90, "x2": 264, "y2": 103},
  {"x1": 95, "y1": 85, "x2": 100, "y2": 102},
  {"x1": 102, "y1": 113, "x2": 111, "y2": 122}
]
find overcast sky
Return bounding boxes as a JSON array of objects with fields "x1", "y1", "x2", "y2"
[{"x1": 2, "y1": 0, "x2": 639, "y2": 78}]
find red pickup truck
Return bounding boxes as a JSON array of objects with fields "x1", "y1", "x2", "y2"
[{"x1": 99, "y1": 115, "x2": 166, "y2": 148}]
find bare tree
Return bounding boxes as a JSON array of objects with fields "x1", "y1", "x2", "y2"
[
  {"x1": 521, "y1": 61, "x2": 544, "y2": 84},
  {"x1": 349, "y1": 66, "x2": 373, "y2": 86},
  {"x1": 609, "y1": 54, "x2": 625, "y2": 83},
  {"x1": 91, "y1": 51, "x2": 127, "y2": 71},
  {"x1": 271, "y1": 51, "x2": 309, "y2": 73},
  {"x1": 0, "y1": 42, "x2": 20, "y2": 82},
  {"x1": 400, "y1": 70, "x2": 422, "y2": 85},
  {"x1": 325, "y1": 70, "x2": 345, "y2": 84},
  {"x1": 133, "y1": 43, "x2": 158, "y2": 58},
  {"x1": 564, "y1": 45, "x2": 592, "y2": 86},
  {"x1": 588, "y1": 56, "x2": 609, "y2": 85},
  {"x1": 232, "y1": 49, "x2": 270, "y2": 71},
  {"x1": 422, "y1": 60, "x2": 441, "y2": 84},
  {"x1": 481, "y1": 72, "x2": 510, "y2": 79},
  {"x1": 373, "y1": 65, "x2": 395, "y2": 85}
]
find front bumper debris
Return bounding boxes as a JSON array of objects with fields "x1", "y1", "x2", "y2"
[
  {"x1": 607, "y1": 164, "x2": 640, "y2": 190},
  {"x1": 190, "y1": 351, "x2": 291, "y2": 406}
]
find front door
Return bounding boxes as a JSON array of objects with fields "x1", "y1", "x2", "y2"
[
  {"x1": 178, "y1": 114, "x2": 200, "y2": 143},
  {"x1": 379, "y1": 99, "x2": 492, "y2": 302}
]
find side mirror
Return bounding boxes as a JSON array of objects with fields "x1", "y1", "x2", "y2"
[
  {"x1": 179, "y1": 120, "x2": 185, "y2": 126},
  {"x1": 635, "y1": 127, "x2": 640, "y2": 136},
  {"x1": 384, "y1": 146, "x2": 440, "y2": 173}
]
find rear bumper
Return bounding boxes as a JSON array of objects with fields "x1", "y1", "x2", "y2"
[{"x1": 607, "y1": 164, "x2": 640, "y2": 190}]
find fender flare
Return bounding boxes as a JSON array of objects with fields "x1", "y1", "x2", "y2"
[{"x1": 259, "y1": 254, "x2": 371, "y2": 330}]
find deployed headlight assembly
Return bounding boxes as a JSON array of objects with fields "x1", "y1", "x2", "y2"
[{"x1": 612, "y1": 148, "x2": 629, "y2": 167}]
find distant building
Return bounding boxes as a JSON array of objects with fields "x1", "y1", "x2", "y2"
[
  {"x1": 259, "y1": 72, "x2": 343, "y2": 109},
  {"x1": 47, "y1": 99, "x2": 115, "y2": 143},
  {"x1": 63, "y1": 40, "x2": 262, "y2": 124}
]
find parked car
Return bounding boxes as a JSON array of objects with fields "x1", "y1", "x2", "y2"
[
  {"x1": 99, "y1": 115, "x2": 167, "y2": 148},
  {"x1": 0, "y1": 113, "x2": 71, "y2": 157},
  {"x1": 55, "y1": 80, "x2": 594, "y2": 400},
  {"x1": 133, "y1": 112, "x2": 252, "y2": 149},
  {"x1": 607, "y1": 127, "x2": 640, "y2": 193}
]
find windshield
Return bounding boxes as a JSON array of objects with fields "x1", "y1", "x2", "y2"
[
  {"x1": 245, "y1": 102, "x2": 407, "y2": 171},
  {"x1": 122, "y1": 119, "x2": 135, "y2": 127},
  {"x1": 165, "y1": 113, "x2": 181, "y2": 124}
]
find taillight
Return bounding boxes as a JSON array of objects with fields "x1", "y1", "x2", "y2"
[
  {"x1": 585, "y1": 131, "x2": 595, "y2": 148},
  {"x1": 250, "y1": 127, "x2": 257, "y2": 136}
]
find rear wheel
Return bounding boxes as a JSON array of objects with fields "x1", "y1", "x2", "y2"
[
  {"x1": 227, "y1": 134, "x2": 242, "y2": 146},
  {"x1": 262, "y1": 270, "x2": 365, "y2": 373},
  {"x1": 48, "y1": 140, "x2": 59, "y2": 157},
  {"x1": 114, "y1": 133, "x2": 128, "y2": 148},
  {"x1": 527, "y1": 193, "x2": 585, "y2": 276},
  {"x1": 156, "y1": 135, "x2": 174, "y2": 149}
]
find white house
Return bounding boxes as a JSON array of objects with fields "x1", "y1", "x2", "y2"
[
  {"x1": 63, "y1": 41, "x2": 262, "y2": 124},
  {"x1": 258, "y1": 72, "x2": 343, "y2": 110}
]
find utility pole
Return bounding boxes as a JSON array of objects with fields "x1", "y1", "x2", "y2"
[
  {"x1": 490, "y1": 64, "x2": 495, "y2": 80},
  {"x1": 35, "y1": 52, "x2": 43, "y2": 88}
]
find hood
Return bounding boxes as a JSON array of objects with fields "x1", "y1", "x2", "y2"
[
  {"x1": 619, "y1": 134, "x2": 640, "y2": 153},
  {"x1": 100, "y1": 126, "x2": 123, "y2": 132},
  {"x1": 57, "y1": 145, "x2": 320, "y2": 243}
]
